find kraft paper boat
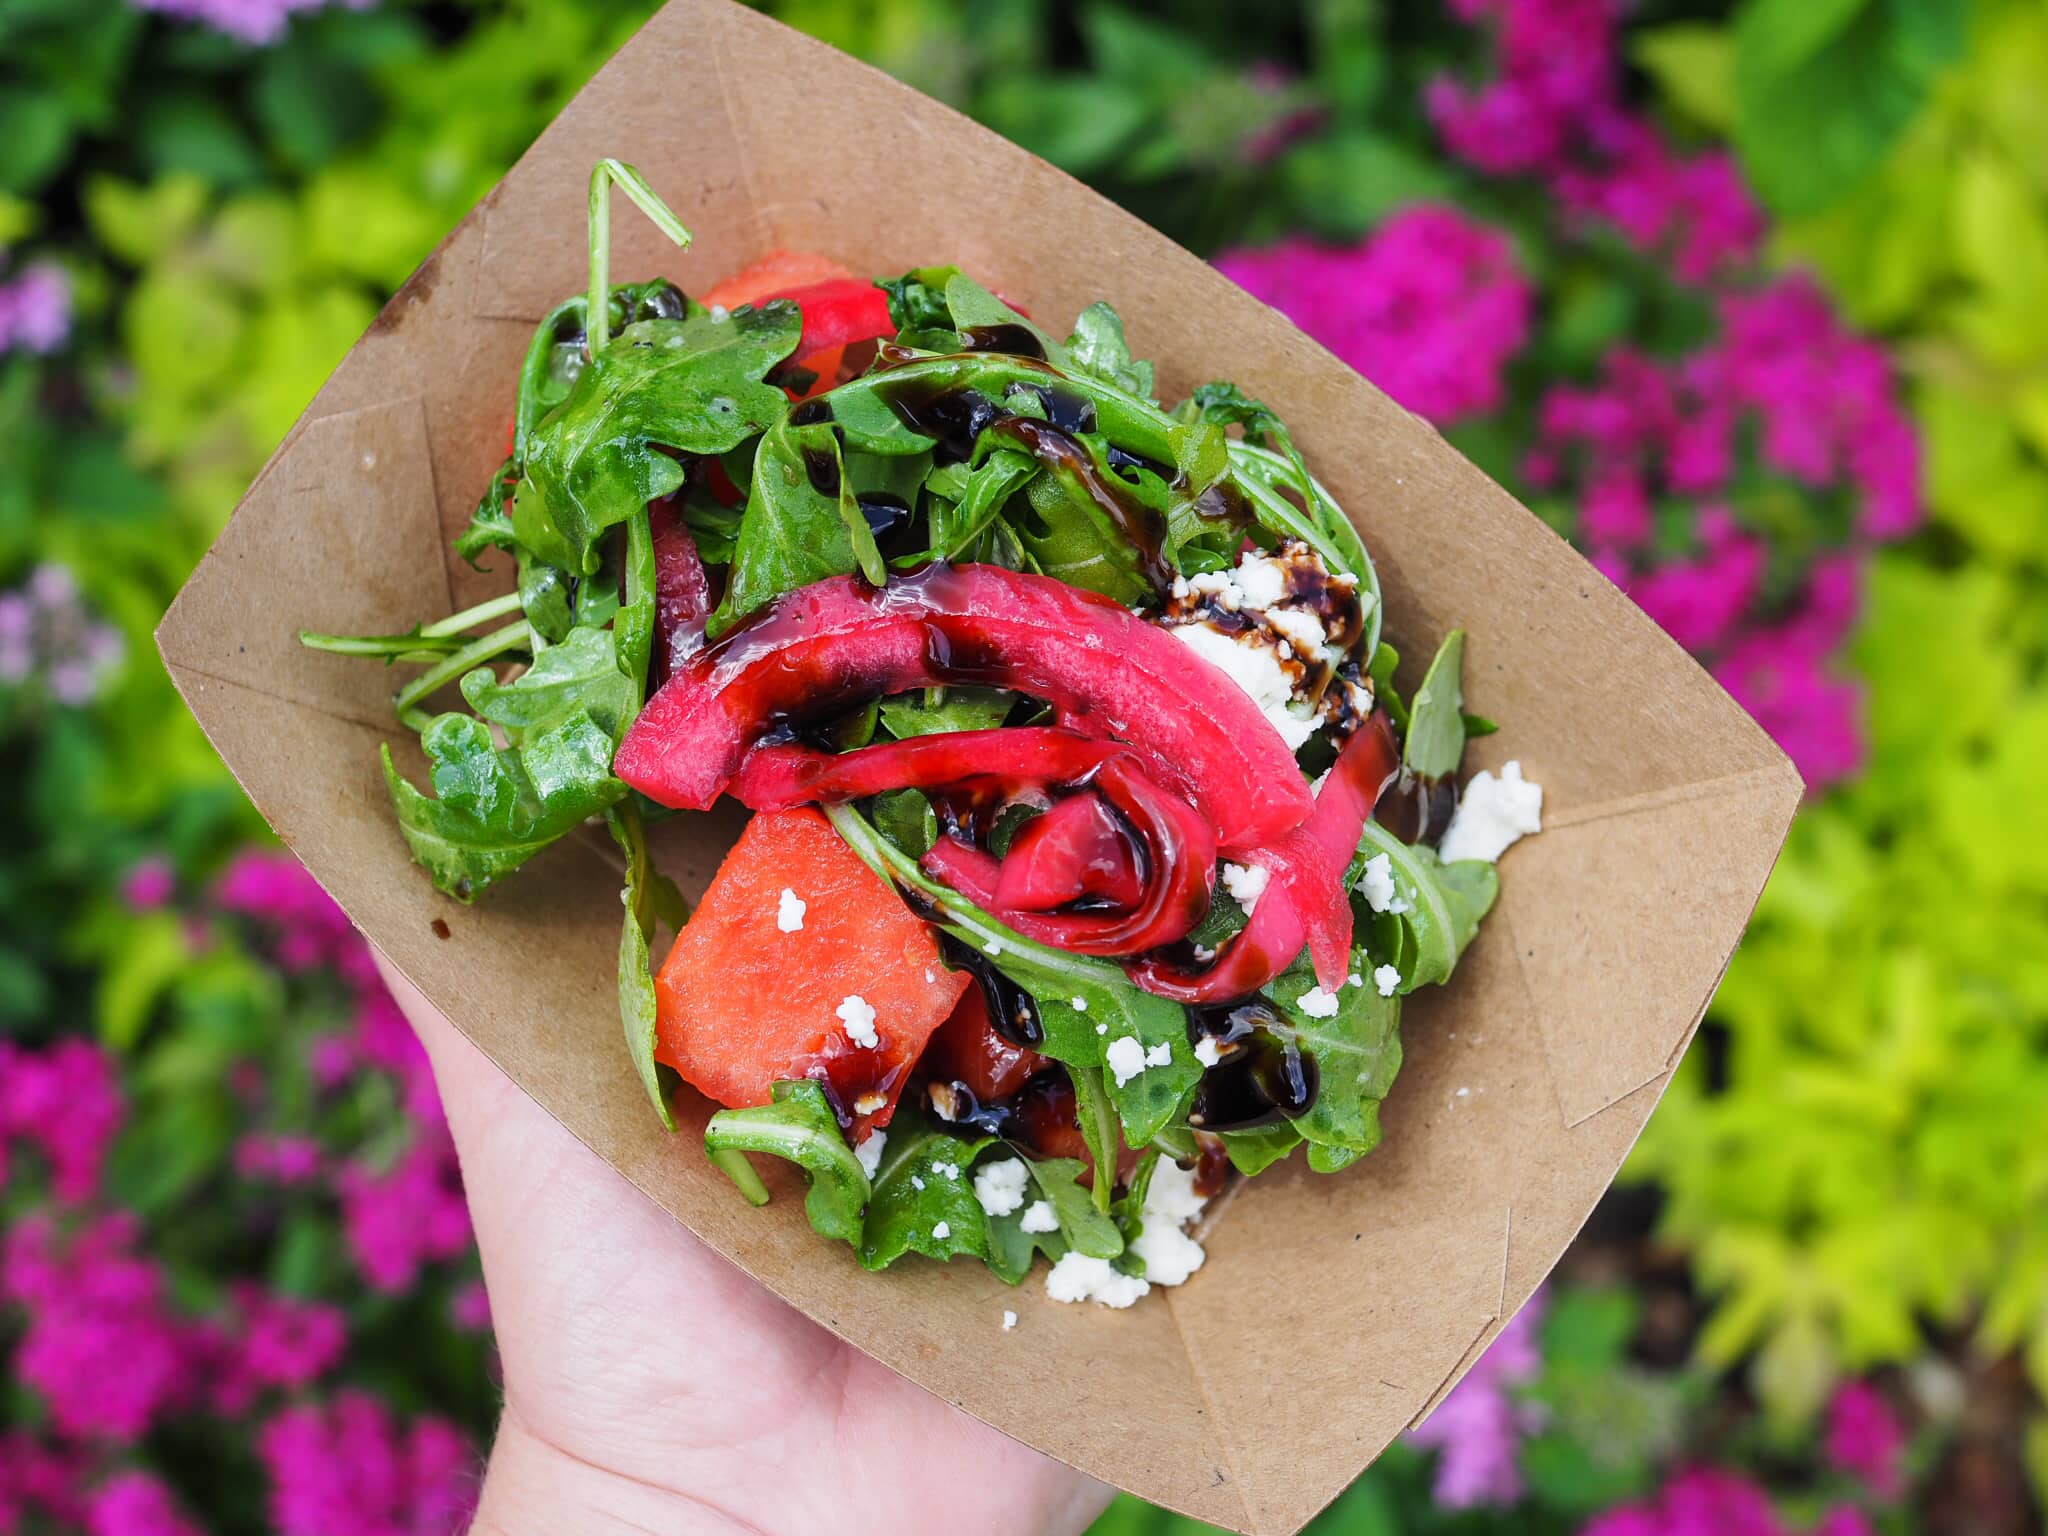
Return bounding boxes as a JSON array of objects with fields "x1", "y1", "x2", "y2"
[{"x1": 157, "y1": 3, "x2": 1801, "y2": 1529}]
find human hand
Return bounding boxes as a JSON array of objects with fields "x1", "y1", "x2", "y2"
[{"x1": 373, "y1": 954, "x2": 1110, "y2": 1536}]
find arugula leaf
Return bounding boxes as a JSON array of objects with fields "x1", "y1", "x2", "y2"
[
  {"x1": 1221, "y1": 1122, "x2": 1304, "y2": 1176},
  {"x1": 826, "y1": 804, "x2": 1200, "y2": 1146},
  {"x1": 858, "y1": 1121, "x2": 995, "y2": 1269},
  {"x1": 381, "y1": 712, "x2": 624, "y2": 902},
  {"x1": 877, "y1": 266, "x2": 958, "y2": 332},
  {"x1": 877, "y1": 687, "x2": 1015, "y2": 739},
  {"x1": 1266, "y1": 948, "x2": 1403, "y2": 1162},
  {"x1": 1067, "y1": 1062, "x2": 1122, "y2": 1215},
  {"x1": 455, "y1": 463, "x2": 518, "y2": 568},
  {"x1": 942, "y1": 271, "x2": 1071, "y2": 368},
  {"x1": 1064, "y1": 301, "x2": 1156, "y2": 402},
  {"x1": 1353, "y1": 821, "x2": 1498, "y2": 989},
  {"x1": 984, "y1": 1153, "x2": 1124, "y2": 1284},
  {"x1": 1227, "y1": 441, "x2": 1382, "y2": 654},
  {"x1": 704, "y1": 1080, "x2": 867, "y2": 1243},
  {"x1": 871, "y1": 787, "x2": 938, "y2": 858},
  {"x1": 707, "y1": 418, "x2": 885, "y2": 637},
  {"x1": 1368, "y1": 641, "x2": 1408, "y2": 734},
  {"x1": 607, "y1": 798, "x2": 687, "y2": 1131},
  {"x1": 515, "y1": 304, "x2": 802, "y2": 574},
  {"x1": 458, "y1": 624, "x2": 635, "y2": 743},
  {"x1": 1011, "y1": 451, "x2": 1160, "y2": 605},
  {"x1": 1403, "y1": 629, "x2": 1467, "y2": 779},
  {"x1": 924, "y1": 447, "x2": 1036, "y2": 563}
]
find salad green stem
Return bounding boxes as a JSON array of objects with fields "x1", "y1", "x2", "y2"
[
  {"x1": 585, "y1": 158, "x2": 693, "y2": 358},
  {"x1": 515, "y1": 297, "x2": 585, "y2": 462},
  {"x1": 389, "y1": 619, "x2": 532, "y2": 720},
  {"x1": 421, "y1": 590, "x2": 525, "y2": 638},
  {"x1": 711, "y1": 1148, "x2": 772, "y2": 1205},
  {"x1": 297, "y1": 630, "x2": 467, "y2": 662}
]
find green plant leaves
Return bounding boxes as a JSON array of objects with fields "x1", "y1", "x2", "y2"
[
  {"x1": 1266, "y1": 948, "x2": 1402, "y2": 1163},
  {"x1": 1402, "y1": 629, "x2": 1466, "y2": 779},
  {"x1": 983, "y1": 1154, "x2": 1124, "y2": 1283},
  {"x1": 458, "y1": 623, "x2": 635, "y2": 741},
  {"x1": 515, "y1": 303, "x2": 802, "y2": 574},
  {"x1": 608, "y1": 798, "x2": 687, "y2": 1132},
  {"x1": 877, "y1": 687, "x2": 1015, "y2": 739},
  {"x1": 1064, "y1": 301, "x2": 1156, "y2": 402},
  {"x1": 857, "y1": 1122, "x2": 997, "y2": 1269},
  {"x1": 1354, "y1": 820, "x2": 1498, "y2": 990},
  {"x1": 704, "y1": 1080, "x2": 869, "y2": 1243}
]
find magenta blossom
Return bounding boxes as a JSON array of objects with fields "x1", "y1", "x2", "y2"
[
  {"x1": 1584, "y1": 1467, "x2": 1789, "y2": 1536},
  {"x1": 258, "y1": 1391, "x2": 476, "y2": 1536},
  {"x1": 1405, "y1": 1291, "x2": 1546, "y2": 1507},
  {"x1": 84, "y1": 1471, "x2": 205, "y2": 1536},
  {"x1": 1824, "y1": 1381, "x2": 1906, "y2": 1501},
  {"x1": 120, "y1": 858, "x2": 176, "y2": 912},
  {"x1": 128, "y1": 0, "x2": 369, "y2": 46},
  {"x1": 0, "y1": 261, "x2": 71, "y2": 354},
  {"x1": 1217, "y1": 206, "x2": 1532, "y2": 425},
  {"x1": 337, "y1": 1128, "x2": 472, "y2": 1293},
  {"x1": 0, "y1": 1038, "x2": 125, "y2": 1203}
]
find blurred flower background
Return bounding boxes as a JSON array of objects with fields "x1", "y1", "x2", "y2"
[{"x1": 0, "y1": 0, "x2": 2043, "y2": 1531}]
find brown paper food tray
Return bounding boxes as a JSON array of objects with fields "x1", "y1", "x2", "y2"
[{"x1": 155, "y1": 3, "x2": 1800, "y2": 1529}]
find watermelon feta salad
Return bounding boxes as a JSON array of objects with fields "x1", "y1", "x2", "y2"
[{"x1": 303, "y1": 161, "x2": 1543, "y2": 1307}]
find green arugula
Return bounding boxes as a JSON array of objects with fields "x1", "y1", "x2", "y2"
[
  {"x1": 1403, "y1": 628, "x2": 1467, "y2": 779},
  {"x1": 984, "y1": 1155, "x2": 1125, "y2": 1283},
  {"x1": 457, "y1": 623, "x2": 635, "y2": 741},
  {"x1": 1265, "y1": 947, "x2": 1403, "y2": 1164},
  {"x1": 1064, "y1": 300, "x2": 1157, "y2": 402},
  {"x1": 607, "y1": 799, "x2": 688, "y2": 1130},
  {"x1": 1353, "y1": 820, "x2": 1499, "y2": 990},
  {"x1": 877, "y1": 687, "x2": 1016, "y2": 739},
  {"x1": 858, "y1": 1121, "x2": 998, "y2": 1269},
  {"x1": 704, "y1": 1080, "x2": 867, "y2": 1241}
]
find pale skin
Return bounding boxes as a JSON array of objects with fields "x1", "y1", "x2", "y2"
[{"x1": 374, "y1": 955, "x2": 1110, "y2": 1536}]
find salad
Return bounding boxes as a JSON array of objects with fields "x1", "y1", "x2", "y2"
[{"x1": 303, "y1": 161, "x2": 1543, "y2": 1308}]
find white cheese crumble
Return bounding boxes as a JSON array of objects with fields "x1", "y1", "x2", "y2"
[
  {"x1": 852, "y1": 1091, "x2": 886, "y2": 1115},
  {"x1": 923, "y1": 968, "x2": 935, "y2": 983},
  {"x1": 1019, "y1": 1200, "x2": 1059, "y2": 1234},
  {"x1": 1048, "y1": 1158, "x2": 1211, "y2": 1307},
  {"x1": 931, "y1": 1161, "x2": 960, "y2": 1181},
  {"x1": 1002, "y1": 1309, "x2": 1018, "y2": 1331},
  {"x1": 836, "y1": 994, "x2": 878, "y2": 1048},
  {"x1": 1194, "y1": 1036, "x2": 1223, "y2": 1068},
  {"x1": 1045, "y1": 1253, "x2": 1150, "y2": 1308},
  {"x1": 1347, "y1": 971, "x2": 1364, "y2": 989},
  {"x1": 1220, "y1": 860, "x2": 1270, "y2": 913},
  {"x1": 932, "y1": 1221, "x2": 951, "y2": 1241},
  {"x1": 1144, "y1": 1040, "x2": 1173, "y2": 1068},
  {"x1": 1071, "y1": 996, "x2": 1087, "y2": 1012},
  {"x1": 1297, "y1": 985, "x2": 1341, "y2": 1018},
  {"x1": 1373, "y1": 963, "x2": 1401, "y2": 997},
  {"x1": 1438, "y1": 760, "x2": 1544, "y2": 864},
  {"x1": 1356, "y1": 853, "x2": 1397, "y2": 913},
  {"x1": 1095, "y1": 1022, "x2": 1108, "y2": 1036},
  {"x1": 1265, "y1": 606, "x2": 1329, "y2": 662},
  {"x1": 853, "y1": 1130, "x2": 886, "y2": 1181},
  {"x1": 911, "y1": 1175, "x2": 925, "y2": 1191},
  {"x1": 776, "y1": 888, "x2": 806, "y2": 932},
  {"x1": 1171, "y1": 623, "x2": 1316, "y2": 751},
  {"x1": 1232, "y1": 552, "x2": 1288, "y2": 609},
  {"x1": 983, "y1": 938, "x2": 1005, "y2": 956},
  {"x1": 1105, "y1": 1035, "x2": 1149, "y2": 1087},
  {"x1": 973, "y1": 1157, "x2": 1031, "y2": 1219}
]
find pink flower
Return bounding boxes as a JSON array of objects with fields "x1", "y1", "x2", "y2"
[
  {"x1": 1584, "y1": 1467, "x2": 1789, "y2": 1536},
  {"x1": 0, "y1": 1038, "x2": 125, "y2": 1203},
  {"x1": 1624, "y1": 513, "x2": 1765, "y2": 653},
  {"x1": 1715, "y1": 627, "x2": 1865, "y2": 788},
  {"x1": 451, "y1": 1279, "x2": 493, "y2": 1333},
  {"x1": 1405, "y1": 1291, "x2": 1545, "y2": 1507},
  {"x1": 1217, "y1": 206, "x2": 1532, "y2": 425},
  {"x1": 1, "y1": 1215, "x2": 189, "y2": 1441},
  {"x1": 0, "y1": 1433, "x2": 88, "y2": 1533},
  {"x1": 1812, "y1": 1510, "x2": 1877, "y2": 1536},
  {"x1": 120, "y1": 858, "x2": 175, "y2": 912},
  {"x1": 85, "y1": 1471, "x2": 204, "y2": 1536},
  {"x1": 128, "y1": 0, "x2": 369, "y2": 46},
  {"x1": 1824, "y1": 1381, "x2": 1906, "y2": 1500},
  {"x1": 258, "y1": 1391, "x2": 477, "y2": 1536},
  {"x1": 0, "y1": 262, "x2": 71, "y2": 354},
  {"x1": 338, "y1": 1129, "x2": 472, "y2": 1293},
  {"x1": 234, "y1": 1132, "x2": 325, "y2": 1185}
]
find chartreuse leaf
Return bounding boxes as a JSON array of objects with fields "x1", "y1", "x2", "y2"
[
  {"x1": 1064, "y1": 301, "x2": 1156, "y2": 402},
  {"x1": 858, "y1": 1122, "x2": 995, "y2": 1269},
  {"x1": 1402, "y1": 629, "x2": 1467, "y2": 779},
  {"x1": 1353, "y1": 820, "x2": 1498, "y2": 990},
  {"x1": 826, "y1": 805, "x2": 1200, "y2": 1147},
  {"x1": 1266, "y1": 948, "x2": 1402, "y2": 1166},
  {"x1": 707, "y1": 417, "x2": 885, "y2": 638},
  {"x1": 381, "y1": 712, "x2": 624, "y2": 902},
  {"x1": 607, "y1": 799, "x2": 687, "y2": 1132},
  {"x1": 515, "y1": 303, "x2": 803, "y2": 574},
  {"x1": 704, "y1": 1081, "x2": 866, "y2": 1241}
]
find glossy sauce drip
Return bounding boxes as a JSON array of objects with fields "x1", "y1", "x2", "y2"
[
  {"x1": 1373, "y1": 768, "x2": 1459, "y2": 846},
  {"x1": 856, "y1": 493, "x2": 917, "y2": 559},
  {"x1": 941, "y1": 936, "x2": 1046, "y2": 1047},
  {"x1": 801, "y1": 443, "x2": 842, "y2": 497},
  {"x1": 983, "y1": 416, "x2": 1173, "y2": 595},
  {"x1": 1184, "y1": 1000, "x2": 1320, "y2": 1130},
  {"x1": 869, "y1": 378, "x2": 1003, "y2": 465},
  {"x1": 788, "y1": 397, "x2": 834, "y2": 427},
  {"x1": 1191, "y1": 1131, "x2": 1230, "y2": 1198},
  {"x1": 959, "y1": 322, "x2": 1048, "y2": 360}
]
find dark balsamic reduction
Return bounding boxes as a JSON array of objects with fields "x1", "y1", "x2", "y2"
[
  {"x1": 801, "y1": 444, "x2": 842, "y2": 497},
  {"x1": 856, "y1": 493, "x2": 917, "y2": 558},
  {"x1": 870, "y1": 377, "x2": 1004, "y2": 465},
  {"x1": 1184, "y1": 1000, "x2": 1319, "y2": 1131},
  {"x1": 941, "y1": 935, "x2": 1045, "y2": 1047},
  {"x1": 959, "y1": 322, "x2": 1048, "y2": 360},
  {"x1": 788, "y1": 397, "x2": 834, "y2": 427},
  {"x1": 981, "y1": 416, "x2": 1172, "y2": 594},
  {"x1": 1374, "y1": 768, "x2": 1459, "y2": 847}
]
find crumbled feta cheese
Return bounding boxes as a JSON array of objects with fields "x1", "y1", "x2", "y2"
[
  {"x1": 1347, "y1": 972, "x2": 1363, "y2": 989},
  {"x1": 1129, "y1": 1158, "x2": 1208, "y2": 1287},
  {"x1": 983, "y1": 938, "x2": 1005, "y2": 956},
  {"x1": 1071, "y1": 996, "x2": 1088, "y2": 1012},
  {"x1": 1095, "y1": 1022, "x2": 1108, "y2": 1036},
  {"x1": 854, "y1": 1130, "x2": 886, "y2": 1180},
  {"x1": 1265, "y1": 606, "x2": 1328, "y2": 662},
  {"x1": 1232, "y1": 552, "x2": 1288, "y2": 609},
  {"x1": 776, "y1": 888, "x2": 806, "y2": 932},
  {"x1": 1220, "y1": 860, "x2": 1270, "y2": 913},
  {"x1": 1106, "y1": 1034, "x2": 1148, "y2": 1086},
  {"x1": 924, "y1": 968, "x2": 935, "y2": 983},
  {"x1": 1191, "y1": 943, "x2": 1216, "y2": 962},
  {"x1": 1355, "y1": 852, "x2": 1398, "y2": 913},
  {"x1": 973, "y1": 1157, "x2": 1031, "y2": 1219},
  {"x1": 1002, "y1": 1309, "x2": 1018, "y2": 1331},
  {"x1": 836, "y1": 994, "x2": 878, "y2": 1048},
  {"x1": 1297, "y1": 985, "x2": 1341, "y2": 1018},
  {"x1": 911, "y1": 1175, "x2": 925, "y2": 1191},
  {"x1": 1145, "y1": 1040, "x2": 1173, "y2": 1068},
  {"x1": 1045, "y1": 1252, "x2": 1149, "y2": 1308},
  {"x1": 1019, "y1": 1200, "x2": 1059, "y2": 1234},
  {"x1": 1438, "y1": 760, "x2": 1544, "y2": 864},
  {"x1": 852, "y1": 1091, "x2": 886, "y2": 1115},
  {"x1": 1373, "y1": 964, "x2": 1401, "y2": 997},
  {"x1": 932, "y1": 1221, "x2": 951, "y2": 1241},
  {"x1": 1194, "y1": 1036, "x2": 1223, "y2": 1068},
  {"x1": 1171, "y1": 623, "x2": 1316, "y2": 751},
  {"x1": 708, "y1": 303, "x2": 729, "y2": 321},
  {"x1": 931, "y1": 1161, "x2": 960, "y2": 1181}
]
